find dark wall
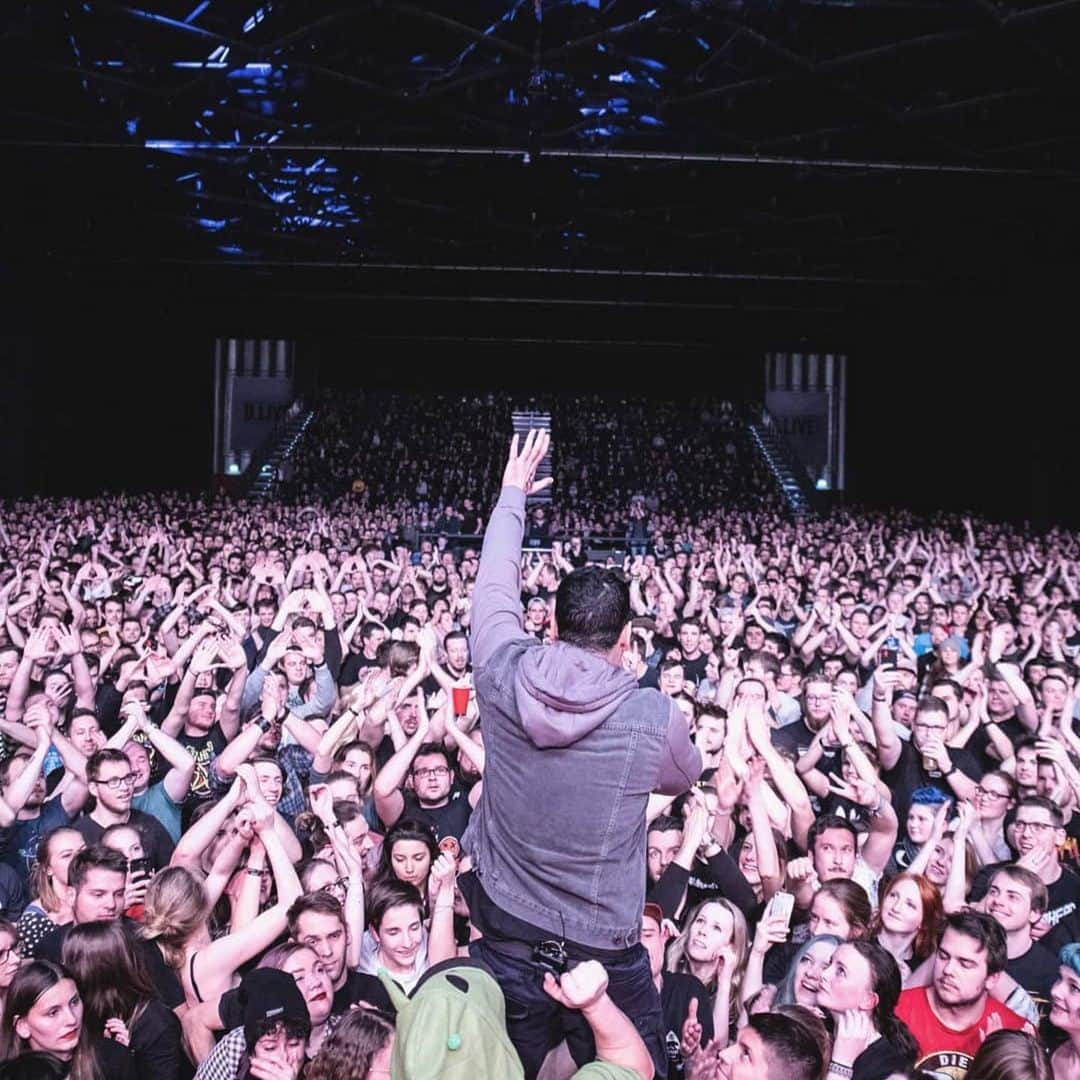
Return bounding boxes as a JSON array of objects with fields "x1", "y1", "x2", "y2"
[
  {"x1": 0, "y1": 321, "x2": 212, "y2": 497},
  {"x1": 843, "y1": 300, "x2": 1069, "y2": 527},
  {"x1": 2, "y1": 274, "x2": 1067, "y2": 529}
]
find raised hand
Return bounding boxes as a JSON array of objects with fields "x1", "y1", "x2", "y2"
[
  {"x1": 752, "y1": 912, "x2": 790, "y2": 956},
  {"x1": 24, "y1": 701, "x2": 55, "y2": 746},
  {"x1": 502, "y1": 430, "x2": 553, "y2": 497},
  {"x1": 54, "y1": 623, "x2": 82, "y2": 658},
  {"x1": 427, "y1": 851, "x2": 458, "y2": 903},
  {"x1": 23, "y1": 625, "x2": 55, "y2": 663},
  {"x1": 786, "y1": 856, "x2": 820, "y2": 894},
  {"x1": 686, "y1": 1038, "x2": 726, "y2": 1080},
  {"x1": 218, "y1": 637, "x2": 248, "y2": 671},
  {"x1": 826, "y1": 774, "x2": 880, "y2": 809}
]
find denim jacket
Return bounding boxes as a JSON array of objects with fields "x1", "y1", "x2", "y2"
[{"x1": 462, "y1": 486, "x2": 701, "y2": 951}]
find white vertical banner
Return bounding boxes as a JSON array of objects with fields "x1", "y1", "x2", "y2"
[
  {"x1": 213, "y1": 338, "x2": 297, "y2": 477},
  {"x1": 763, "y1": 351, "x2": 847, "y2": 490}
]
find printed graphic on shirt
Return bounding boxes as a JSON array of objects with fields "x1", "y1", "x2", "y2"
[
  {"x1": 914, "y1": 1049, "x2": 972, "y2": 1079},
  {"x1": 187, "y1": 743, "x2": 214, "y2": 797},
  {"x1": 1045, "y1": 898, "x2": 1077, "y2": 929}
]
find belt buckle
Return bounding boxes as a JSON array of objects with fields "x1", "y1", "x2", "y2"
[{"x1": 532, "y1": 939, "x2": 568, "y2": 976}]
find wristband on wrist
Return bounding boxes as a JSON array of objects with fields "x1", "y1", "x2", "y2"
[{"x1": 829, "y1": 1064, "x2": 854, "y2": 1079}]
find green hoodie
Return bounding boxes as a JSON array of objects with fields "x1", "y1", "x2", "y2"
[{"x1": 379, "y1": 960, "x2": 640, "y2": 1080}]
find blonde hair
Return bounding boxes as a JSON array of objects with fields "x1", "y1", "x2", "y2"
[
  {"x1": 28, "y1": 827, "x2": 83, "y2": 916},
  {"x1": 666, "y1": 898, "x2": 749, "y2": 1016},
  {"x1": 139, "y1": 866, "x2": 211, "y2": 970}
]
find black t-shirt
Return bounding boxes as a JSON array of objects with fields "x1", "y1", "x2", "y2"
[
  {"x1": 679, "y1": 654, "x2": 709, "y2": 686},
  {"x1": 401, "y1": 788, "x2": 472, "y2": 842},
  {"x1": 966, "y1": 714, "x2": 1030, "y2": 772},
  {"x1": 1008, "y1": 942, "x2": 1057, "y2": 1006},
  {"x1": 971, "y1": 863, "x2": 1080, "y2": 951},
  {"x1": 882, "y1": 740, "x2": 982, "y2": 827},
  {"x1": 339, "y1": 652, "x2": 381, "y2": 688},
  {"x1": 771, "y1": 718, "x2": 833, "y2": 766},
  {"x1": 661, "y1": 972, "x2": 714, "y2": 1079},
  {"x1": 0, "y1": 862, "x2": 26, "y2": 919},
  {"x1": 334, "y1": 970, "x2": 395, "y2": 1015},
  {"x1": 179, "y1": 725, "x2": 229, "y2": 806},
  {"x1": 73, "y1": 808, "x2": 176, "y2": 871},
  {"x1": 851, "y1": 1036, "x2": 915, "y2": 1080}
]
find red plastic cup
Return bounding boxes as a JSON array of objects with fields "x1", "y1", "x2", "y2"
[{"x1": 452, "y1": 685, "x2": 471, "y2": 716}]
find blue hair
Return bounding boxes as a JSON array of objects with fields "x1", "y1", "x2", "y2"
[
  {"x1": 911, "y1": 786, "x2": 949, "y2": 807},
  {"x1": 1060, "y1": 943, "x2": 1080, "y2": 976}
]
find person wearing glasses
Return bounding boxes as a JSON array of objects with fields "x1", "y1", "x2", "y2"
[
  {"x1": 70, "y1": 750, "x2": 174, "y2": 872},
  {"x1": 872, "y1": 691, "x2": 981, "y2": 827},
  {"x1": 373, "y1": 709, "x2": 472, "y2": 842},
  {"x1": 967, "y1": 770, "x2": 1017, "y2": 865},
  {"x1": 968, "y1": 796, "x2": 1080, "y2": 952},
  {"x1": 0, "y1": 920, "x2": 22, "y2": 1026}
]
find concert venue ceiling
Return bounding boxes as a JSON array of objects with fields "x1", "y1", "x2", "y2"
[{"x1": 1, "y1": 0, "x2": 1078, "y2": 342}]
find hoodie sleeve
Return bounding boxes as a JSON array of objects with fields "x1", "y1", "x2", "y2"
[
  {"x1": 654, "y1": 699, "x2": 702, "y2": 796},
  {"x1": 471, "y1": 486, "x2": 530, "y2": 669}
]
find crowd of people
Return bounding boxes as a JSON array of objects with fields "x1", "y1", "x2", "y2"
[{"x1": 0, "y1": 397, "x2": 1076, "y2": 1080}]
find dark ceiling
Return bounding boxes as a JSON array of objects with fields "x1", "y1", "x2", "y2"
[{"x1": 2, "y1": 0, "x2": 1078, "y2": 342}]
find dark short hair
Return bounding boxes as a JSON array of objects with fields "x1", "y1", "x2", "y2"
[
  {"x1": 746, "y1": 1012, "x2": 823, "y2": 1080},
  {"x1": 554, "y1": 566, "x2": 630, "y2": 652},
  {"x1": 86, "y1": 748, "x2": 130, "y2": 782},
  {"x1": 808, "y1": 815, "x2": 858, "y2": 853},
  {"x1": 366, "y1": 880, "x2": 424, "y2": 931},
  {"x1": 943, "y1": 910, "x2": 1008, "y2": 975},
  {"x1": 287, "y1": 891, "x2": 346, "y2": 938},
  {"x1": 647, "y1": 815, "x2": 683, "y2": 837},
  {"x1": 916, "y1": 696, "x2": 949, "y2": 721},
  {"x1": 412, "y1": 743, "x2": 451, "y2": 772},
  {"x1": 68, "y1": 845, "x2": 127, "y2": 891}
]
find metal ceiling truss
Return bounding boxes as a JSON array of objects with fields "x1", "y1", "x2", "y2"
[{"x1": 1, "y1": 0, "x2": 1078, "y2": 314}]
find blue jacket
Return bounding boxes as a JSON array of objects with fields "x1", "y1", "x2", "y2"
[{"x1": 462, "y1": 486, "x2": 701, "y2": 951}]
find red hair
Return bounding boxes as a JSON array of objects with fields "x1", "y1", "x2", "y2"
[{"x1": 874, "y1": 872, "x2": 944, "y2": 962}]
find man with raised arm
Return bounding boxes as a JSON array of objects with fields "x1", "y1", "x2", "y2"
[{"x1": 461, "y1": 429, "x2": 701, "y2": 1080}]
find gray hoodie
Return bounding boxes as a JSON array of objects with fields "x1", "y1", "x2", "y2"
[{"x1": 462, "y1": 487, "x2": 701, "y2": 951}]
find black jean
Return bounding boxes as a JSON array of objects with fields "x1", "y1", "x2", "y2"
[{"x1": 470, "y1": 936, "x2": 665, "y2": 1079}]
